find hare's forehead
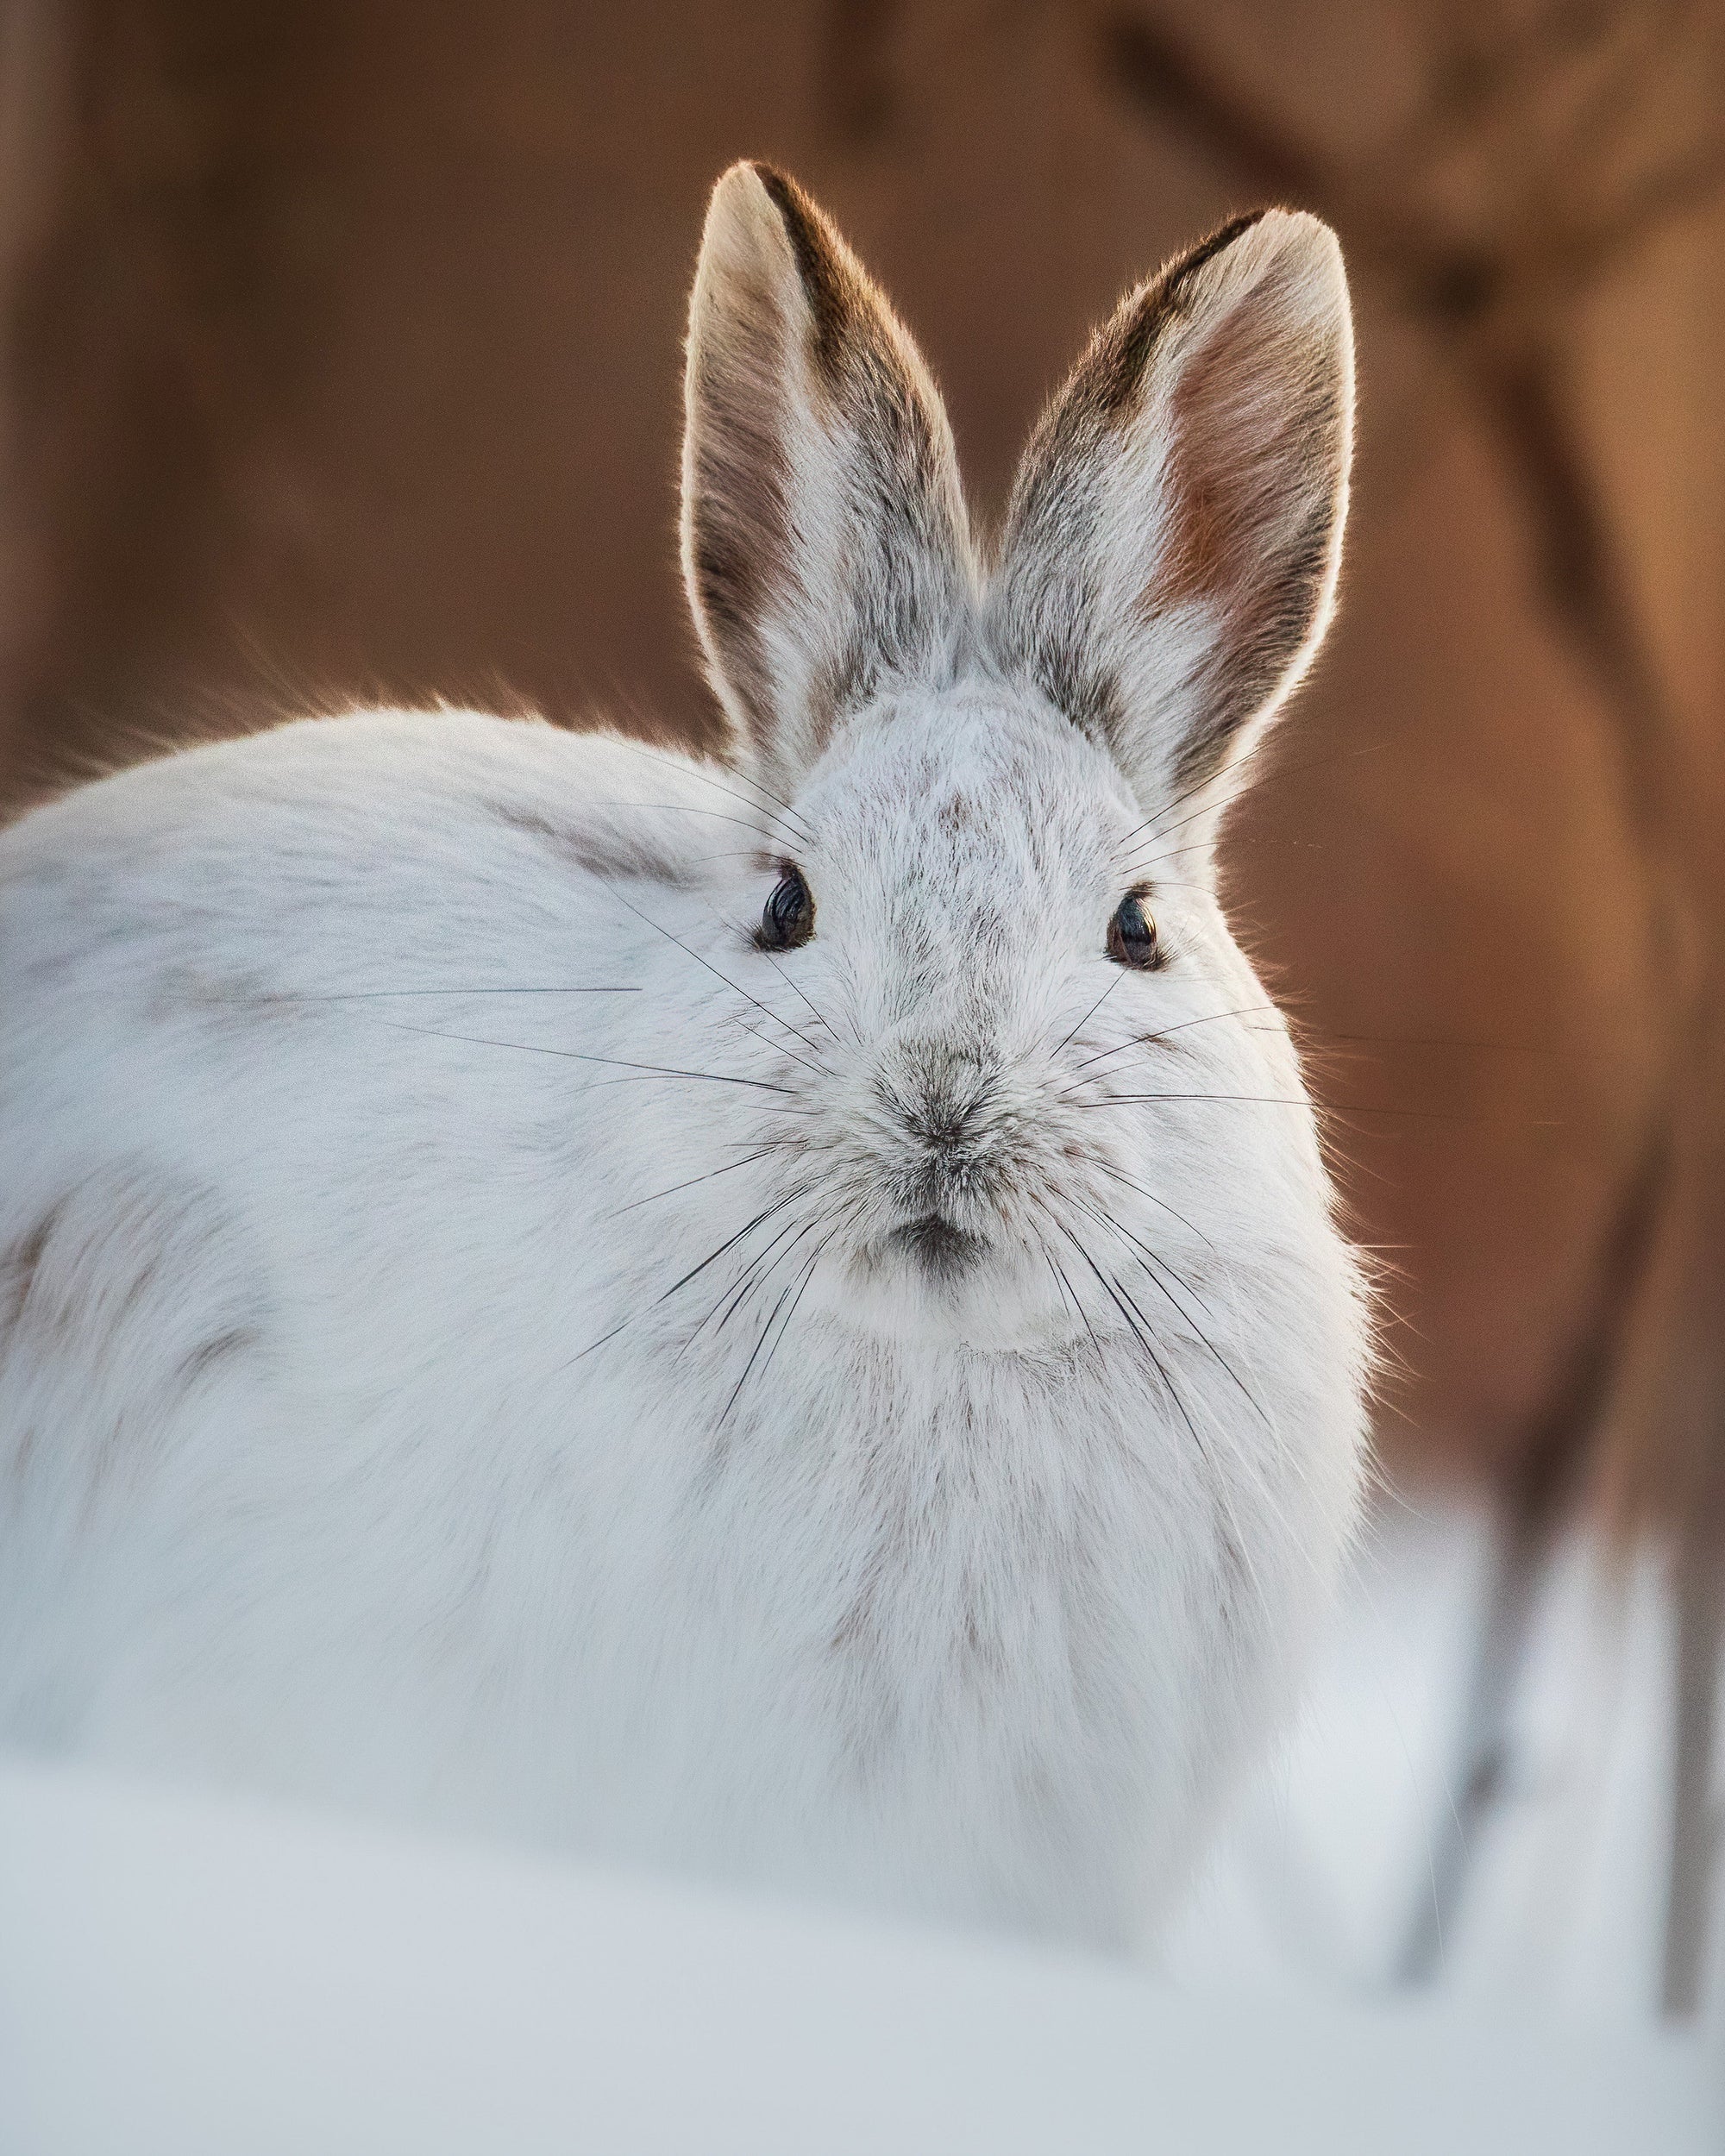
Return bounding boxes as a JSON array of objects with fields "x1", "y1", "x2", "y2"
[{"x1": 798, "y1": 699, "x2": 1127, "y2": 884}]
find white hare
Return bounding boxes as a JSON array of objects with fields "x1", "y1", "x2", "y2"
[{"x1": 0, "y1": 166, "x2": 1369, "y2": 1944}]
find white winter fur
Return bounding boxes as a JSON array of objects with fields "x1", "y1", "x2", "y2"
[{"x1": 0, "y1": 170, "x2": 1370, "y2": 1945}]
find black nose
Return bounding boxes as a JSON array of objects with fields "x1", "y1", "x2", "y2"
[
  {"x1": 888, "y1": 1048, "x2": 992, "y2": 1156},
  {"x1": 910, "y1": 1088, "x2": 980, "y2": 1151}
]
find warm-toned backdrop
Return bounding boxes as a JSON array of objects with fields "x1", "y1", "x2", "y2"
[{"x1": 3, "y1": 0, "x2": 1723, "y2": 1521}]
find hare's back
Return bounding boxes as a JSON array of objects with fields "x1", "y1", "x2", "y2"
[
  {"x1": 0, "y1": 706, "x2": 730, "y2": 1150},
  {"x1": 0, "y1": 703, "x2": 737, "y2": 1254},
  {"x1": 0, "y1": 709, "x2": 728, "y2": 991}
]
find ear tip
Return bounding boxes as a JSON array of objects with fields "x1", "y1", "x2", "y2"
[
  {"x1": 708, "y1": 160, "x2": 809, "y2": 226},
  {"x1": 1256, "y1": 204, "x2": 1339, "y2": 242},
  {"x1": 699, "y1": 160, "x2": 800, "y2": 282},
  {"x1": 706, "y1": 160, "x2": 774, "y2": 222},
  {"x1": 1250, "y1": 207, "x2": 1350, "y2": 290},
  {"x1": 1186, "y1": 209, "x2": 1350, "y2": 354},
  {"x1": 1168, "y1": 207, "x2": 1350, "y2": 329}
]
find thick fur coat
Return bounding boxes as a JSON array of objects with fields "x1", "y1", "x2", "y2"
[{"x1": 0, "y1": 166, "x2": 1370, "y2": 1943}]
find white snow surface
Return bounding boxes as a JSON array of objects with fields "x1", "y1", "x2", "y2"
[{"x1": 0, "y1": 1746, "x2": 1718, "y2": 2155}]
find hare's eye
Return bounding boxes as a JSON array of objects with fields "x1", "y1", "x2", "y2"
[
  {"x1": 1107, "y1": 892, "x2": 1159, "y2": 969},
  {"x1": 758, "y1": 866, "x2": 814, "y2": 951}
]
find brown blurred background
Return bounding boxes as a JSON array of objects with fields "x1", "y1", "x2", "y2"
[{"x1": 2, "y1": 0, "x2": 1722, "y2": 1544}]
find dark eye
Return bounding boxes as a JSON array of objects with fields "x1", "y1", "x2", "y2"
[
  {"x1": 1107, "y1": 891, "x2": 1160, "y2": 969},
  {"x1": 757, "y1": 866, "x2": 814, "y2": 951}
]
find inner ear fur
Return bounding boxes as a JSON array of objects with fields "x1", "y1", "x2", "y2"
[
  {"x1": 680, "y1": 162, "x2": 974, "y2": 787},
  {"x1": 985, "y1": 209, "x2": 1355, "y2": 810}
]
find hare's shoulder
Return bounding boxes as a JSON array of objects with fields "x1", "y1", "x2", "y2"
[
  {"x1": 0, "y1": 709, "x2": 738, "y2": 1109},
  {"x1": 1, "y1": 709, "x2": 743, "y2": 898}
]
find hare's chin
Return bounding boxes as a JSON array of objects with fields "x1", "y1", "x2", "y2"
[{"x1": 822, "y1": 1224, "x2": 1056, "y2": 1350}]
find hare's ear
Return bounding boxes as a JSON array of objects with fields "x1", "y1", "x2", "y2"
[
  {"x1": 987, "y1": 210, "x2": 1353, "y2": 814},
  {"x1": 681, "y1": 162, "x2": 974, "y2": 785}
]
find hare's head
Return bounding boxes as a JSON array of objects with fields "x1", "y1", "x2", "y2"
[{"x1": 681, "y1": 165, "x2": 1356, "y2": 1348}]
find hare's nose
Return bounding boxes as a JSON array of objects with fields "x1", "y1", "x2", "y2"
[
  {"x1": 913, "y1": 1088, "x2": 981, "y2": 1151},
  {"x1": 879, "y1": 1044, "x2": 994, "y2": 1154}
]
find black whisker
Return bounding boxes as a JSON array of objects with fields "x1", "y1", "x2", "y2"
[
  {"x1": 1049, "y1": 1224, "x2": 1266, "y2": 1607},
  {"x1": 1054, "y1": 1222, "x2": 1194, "y2": 1432},
  {"x1": 1116, "y1": 772, "x2": 1264, "y2": 867},
  {"x1": 656, "y1": 1190, "x2": 806, "y2": 1305},
  {"x1": 733, "y1": 1017, "x2": 832, "y2": 1085},
  {"x1": 1091, "y1": 1156, "x2": 1220, "y2": 1255},
  {"x1": 1113, "y1": 770, "x2": 1240, "y2": 859},
  {"x1": 1038, "y1": 1239, "x2": 1083, "y2": 1330},
  {"x1": 285, "y1": 987, "x2": 643, "y2": 1000},
  {"x1": 1045, "y1": 972, "x2": 1127, "y2": 1063},
  {"x1": 373, "y1": 1018, "x2": 799, "y2": 1094},
  {"x1": 580, "y1": 800, "x2": 783, "y2": 839},
  {"x1": 557, "y1": 1316, "x2": 631, "y2": 1370},
  {"x1": 715, "y1": 1244, "x2": 821, "y2": 1432},
  {"x1": 740, "y1": 1240, "x2": 825, "y2": 1413},
  {"x1": 1075, "y1": 1197, "x2": 1269, "y2": 1432},
  {"x1": 1068, "y1": 1088, "x2": 1480, "y2": 1118},
  {"x1": 704, "y1": 1215, "x2": 814, "y2": 1341},
  {"x1": 742, "y1": 916, "x2": 863, "y2": 1056},
  {"x1": 607, "y1": 1147, "x2": 776, "y2": 1218},
  {"x1": 1115, "y1": 741, "x2": 1389, "y2": 868},
  {"x1": 1044, "y1": 1237, "x2": 1102, "y2": 1359},
  {"x1": 1070, "y1": 1088, "x2": 1316, "y2": 1108},
  {"x1": 1063, "y1": 1003, "x2": 1278, "y2": 1079}
]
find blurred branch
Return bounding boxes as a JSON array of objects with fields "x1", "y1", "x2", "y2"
[
  {"x1": 1471, "y1": 341, "x2": 1672, "y2": 837},
  {"x1": 1100, "y1": 13, "x2": 1331, "y2": 205},
  {"x1": 1396, "y1": 1112, "x2": 1673, "y2": 1984},
  {"x1": 1664, "y1": 1537, "x2": 1725, "y2": 2014},
  {"x1": 1567, "y1": 129, "x2": 1725, "y2": 287},
  {"x1": 1396, "y1": 0, "x2": 1694, "y2": 202}
]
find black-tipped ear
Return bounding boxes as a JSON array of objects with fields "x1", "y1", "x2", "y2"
[
  {"x1": 986, "y1": 210, "x2": 1354, "y2": 815},
  {"x1": 680, "y1": 162, "x2": 975, "y2": 787}
]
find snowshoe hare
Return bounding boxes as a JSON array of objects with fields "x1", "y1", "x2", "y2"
[{"x1": 0, "y1": 165, "x2": 1369, "y2": 1944}]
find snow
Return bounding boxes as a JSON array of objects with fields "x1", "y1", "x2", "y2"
[{"x1": 1, "y1": 1753, "x2": 1718, "y2": 2154}]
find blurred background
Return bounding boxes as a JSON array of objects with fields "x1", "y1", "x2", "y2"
[{"x1": 2, "y1": 0, "x2": 1722, "y2": 2036}]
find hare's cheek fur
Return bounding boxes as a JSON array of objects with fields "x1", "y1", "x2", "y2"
[{"x1": 0, "y1": 166, "x2": 1370, "y2": 1945}]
